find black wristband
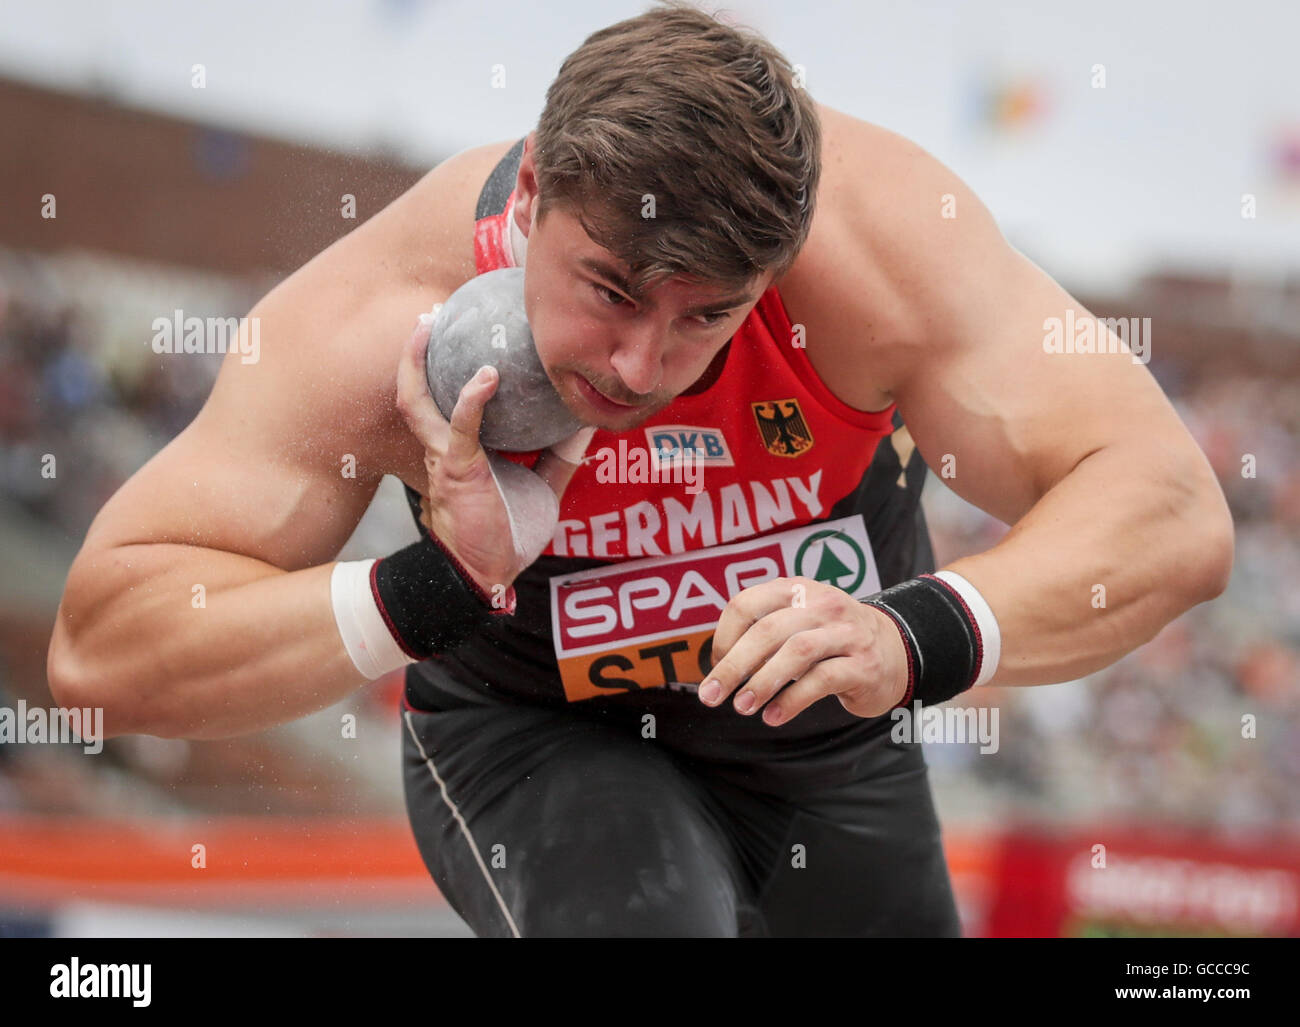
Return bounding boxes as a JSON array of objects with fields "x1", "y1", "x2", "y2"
[
  {"x1": 860, "y1": 574, "x2": 982, "y2": 709},
  {"x1": 372, "y1": 528, "x2": 516, "y2": 660}
]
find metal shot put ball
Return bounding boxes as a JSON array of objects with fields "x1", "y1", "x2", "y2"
[{"x1": 424, "y1": 268, "x2": 584, "y2": 451}]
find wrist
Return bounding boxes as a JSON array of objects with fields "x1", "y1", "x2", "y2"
[
  {"x1": 414, "y1": 496, "x2": 514, "y2": 610},
  {"x1": 331, "y1": 559, "x2": 415, "y2": 680},
  {"x1": 369, "y1": 531, "x2": 517, "y2": 664},
  {"x1": 860, "y1": 571, "x2": 1000, "y2": 709},
  {"x1": 421, "y1": 524, "x2": 517, "y2": 614},
  {"x1": 865, "y1": 600, "x2": 919, "y2": 708}
]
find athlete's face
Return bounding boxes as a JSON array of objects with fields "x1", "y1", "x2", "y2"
[{"x1": 512, "y1": 139, "x2": 773, "y2": 432}]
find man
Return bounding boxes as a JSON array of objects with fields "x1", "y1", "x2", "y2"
[{"x1": 47, "y1": 3, "x2": 1234, "y2": 936}]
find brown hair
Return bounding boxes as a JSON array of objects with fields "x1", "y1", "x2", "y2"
[{"x1": 533, "y1": 1, "x2": 821, "y2": 295}]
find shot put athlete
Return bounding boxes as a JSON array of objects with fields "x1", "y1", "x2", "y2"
[{"x1": 47, "y1": 5, "x2": 1234, "y2": 937}]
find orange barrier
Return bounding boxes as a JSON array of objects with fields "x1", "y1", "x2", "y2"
[
  {"x1": 1, "y1": 815, "x2": 992, "y2": 923},
  {"x1": 15, "y1": 817, "x2": 1287, "y2": 937},
  {"x1": 0, "y1": 815, "x2": 438, "y2": 908}
]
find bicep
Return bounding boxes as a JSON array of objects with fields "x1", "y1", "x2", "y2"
[
  {"x1": 79, "y1": 145, "x2": 487, "y2": 568},
  {"x1": 881, "y1": 179, "x2": 1188, "y2": 525},
  {"x1": 81, "y1": 283, "x2": 413, "y2": 571},
  {"x1": 81, "y1": 409, "x2": 381, "y2": 573}
]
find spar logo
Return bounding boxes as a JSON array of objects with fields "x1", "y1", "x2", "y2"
[{"x1": 548, "y1": 514, "x2": 879, "y2": 702}]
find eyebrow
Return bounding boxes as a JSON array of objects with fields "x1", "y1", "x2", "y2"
[{"x1": 579, "y1": 257, "x2": 756, "y2": 316}]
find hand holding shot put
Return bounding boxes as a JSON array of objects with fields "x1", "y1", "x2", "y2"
[
  {"x1": 396, "y1": 267, "x2": 594, "y2": 598},
  {"x1": 332, "y1": 269, "x2": 598, "y2": 683}
]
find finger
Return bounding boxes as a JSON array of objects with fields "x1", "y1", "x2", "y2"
[
  {"x1": 531, "y1": 426, "x2": 596, "y2": 499},
  {"x1": 760, "y1": 657, "x2": 859, "y2": 727},
  {"x1": 711, "y1": 577, "x2": 814, "y2": 665},
  {"x1": 396, "y1": 319, "x2": 448, "y2": 446},
  {"x1": 699, "y1": 604, "x2": 820, "y2": 708},
  {"x1": 728, "y1": 629, "x2": 834, "y2": 717},
  {"x1": 442, "y1": 364, "x2": 499, "y2": 478}
]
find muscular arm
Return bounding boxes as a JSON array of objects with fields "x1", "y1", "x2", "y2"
[
  {"x1": 47, "y1": 284, "x2": 416, "y2": 739},
  {"x1": 45, "y1": 147, "x2": 497, "y2": 739},
  {"x1": 846, "y1": 130, "x2": 1235, "y2": 688}
]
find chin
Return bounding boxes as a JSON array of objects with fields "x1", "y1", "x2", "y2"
[
  {"x1": 609, "y1": 410, "x2": 653, "y2": 431},
  {"x1": 582, "y1": 408, "x2": 647, "y2": 432}
]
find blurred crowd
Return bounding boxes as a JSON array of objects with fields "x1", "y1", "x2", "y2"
[
  {"x1": 925, "y1": 358, "x2": 1300, "y2": 838},
  {"x1": 1, "y1": 246, "x2": 1298, "y2": 838},
  {"x1": 0, "y1": 247, "x2": 254, "y2": 537}
]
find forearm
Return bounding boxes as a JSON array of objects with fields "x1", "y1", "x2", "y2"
[
  {"x1": 942, "y1": 443, "x2": 1233, "y2": 687},
  {"x1": 49, "y1": 544, "x2": 365, "y2": 740}
]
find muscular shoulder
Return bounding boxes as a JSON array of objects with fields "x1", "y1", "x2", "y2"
[
  {"x1": 337, "y1": 137, "x2": 519, "y2": 294},
  {"x1": 202, "y1": 139, "x2": 519, "y2": 483},
  {"x1": 781, "y1": 104, "x2": 1010, "y2": 399}
]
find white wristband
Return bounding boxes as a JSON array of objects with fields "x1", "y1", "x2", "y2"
[
  {"x1": 932, "y1": 570, "x2": 1001, "y2": 688},
  {"x1": 331, "y1": 559, "x2": 416, "y2": 680}
]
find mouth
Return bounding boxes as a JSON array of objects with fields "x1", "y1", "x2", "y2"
[{"x1": 574, "y1": 373, "x2": 644, "y2": 414}]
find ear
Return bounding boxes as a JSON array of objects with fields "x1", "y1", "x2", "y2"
[{"x1": 513, "y1": 132, "x2": 539, "y2": 238}]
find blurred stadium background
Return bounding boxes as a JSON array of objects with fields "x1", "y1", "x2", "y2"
[{"x1": 1, "y1": 0, "x2": 1298, "y2": 937}]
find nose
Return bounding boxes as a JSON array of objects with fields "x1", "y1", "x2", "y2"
[{"x1": 607, "y1": 325, "x2": 666, "y2": 397}]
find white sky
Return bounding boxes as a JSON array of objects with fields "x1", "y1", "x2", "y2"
[{"x1": 2, "y1": 0, "x2": 1298, "y2": 291}]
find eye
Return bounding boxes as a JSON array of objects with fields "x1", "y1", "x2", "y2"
[
  {"x1": 593, "y1": 283, "x2": 629, "y2": 307},
  {"x1": 694, "y1": 310, "x2": 731, "y2": 327}
]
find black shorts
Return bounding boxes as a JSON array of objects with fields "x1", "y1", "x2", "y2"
[{"x1": 400, "y1": 675, "x2": 962, "y2": 938}]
